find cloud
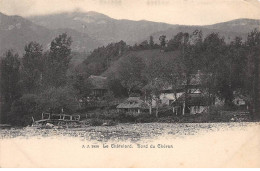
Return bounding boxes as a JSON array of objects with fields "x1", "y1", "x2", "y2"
[{"x1": 0, "y1": 0, "x2": 260, "y2": 25}]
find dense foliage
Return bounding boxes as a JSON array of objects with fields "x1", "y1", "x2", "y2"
[
  {"x1": 0, "y1": 29, "x2": 260, "y2": 125},
  {"x1": 0, "y1": 33, "x2": 84, "y2": 125}
]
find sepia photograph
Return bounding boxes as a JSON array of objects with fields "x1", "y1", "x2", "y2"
[{"x1": 0, "y1": 0, "x2": 260, "y2": 168}]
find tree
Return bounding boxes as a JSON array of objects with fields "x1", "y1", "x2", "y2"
[
  {"x1": 159, "y1": 35, "x2": 166, "y2": 48},
  {"x1": 0, "y1": 50, "x2": 21, "y2": 123},
  {"x1": 139, "y1": 40, "x2": 149, "y2": 50},
  {"x1": 103, "y1": 90, "x2": 115, "y2": 106},
  {"x1": 142, "y1": 55, "x2": 185, "y2": 116},
  {"x1": 200, "y1": 33, "x2": 227, "y2": 105},
  {"x1": 82, "y1": 41, "x2": 128, "y2": 76},
  {"x1": 44, "y1": 33, "x2": 72, "y2": 87},
  {"x1": 8, "y1": 94, "x2": 43, "y2": 126},
  {"x1": 224, "y1": 37, "x2": 247, "y2": 104},
  {"x1": 21, "y1": 42, "x2": 43, "y2": 94},
  {"x1": 161, "y1": 58, "x2": 185, "y2": 101},
  {"x1": 118, "y1": 55, "x2": 145, "y2": 96},
  {"x1": 189, "y1": 30, "x2": 203, "y2": 45},
  {"x1": 244, "y1": 29, "x2": 260, "y2": 119},
  {"x1": 142, "y1": 78, "x2": 165, "y2": 117},
  {"x1": 166, "y1": 32, "x2": 191, "y2": 51},
  {"x1": 166, "y1": 32, "x2": 184, "y2": 51},
  {"x1": 149, "y1": 36, "x2": 154, "y2": 48},
  {"x1": 40, "y1": 86, "x2": 79, "y2": 114},
  {"x1": 107, "y1": 75, "x2": 128, "y2": 98},
  {"x1": 71, "y1": 73, "x2": 93, "y2": 99}
]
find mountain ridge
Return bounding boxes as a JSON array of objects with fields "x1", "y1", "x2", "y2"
[
  {"x1": 27, "y1": 11, "x2": 260, "y2": 45},
  {"x1": 1, "y1": 11, "x2": 260, "y2": 57},
  {"x1": 0, "y1": 12, "x2": 102, "y2": 56}
]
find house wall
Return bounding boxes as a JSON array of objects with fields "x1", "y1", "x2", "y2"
[
  {"x1": 160, "y1": 93, "x2": 175, "y2": 105},
  {"x1": 233, "y1": 97, "x2": 246, "y2": 106},
  {"x1": 152, "y1": 92, "x2": 183, "y2": 106},
  {"x1": 157, "y1": 88, "x2": 202, "y2": 107},
  {"x1": 92, "y1": 89, "x2": 107, "y2": 97},
  {"x1": 190, "y1": 106, "x2": 208, "y2": 114},
  {"x1": 188, "y1": 89, "x2": 201, "y2": 94}
]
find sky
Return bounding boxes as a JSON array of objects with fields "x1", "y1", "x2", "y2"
[{"x1": 0, "y1": 0, "x2": 260, "y2": 25}]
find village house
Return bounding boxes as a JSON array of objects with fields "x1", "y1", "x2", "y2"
[
  {"x1": 164, "y1": 70, "x2": 211, "y2": 115},
  {"x1": 142, "y1": 82, "x2": 184, "y2": 108},
  {"x1": 117, "y1": 96, "x2": 149, "y2": 114},
  {"x1": 140, "y1": 70, "x2": 210, "y2": 115},
  {"x1": 163, "y1": 71, "x2": 249, "y2": 115},
  {"x1": 172, "y1": 92, "x2": 210, "y2": 115},
  {"x1": 158, "y1": 86, "x2": 184, "y2": 106},
  {"x1": 87, "y1": 75, "x2": 108, "y2": 98},
  {"x1": 80, "y1": 75, "x2": 109, "y2": 108}
]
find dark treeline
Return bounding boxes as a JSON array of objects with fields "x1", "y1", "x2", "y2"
[
  {"x1": 1, "y1": 29, "x2": 260, "y2": 126},
  {"x1": 0, "y1": 33, "x2": 80, "y2": 125},
  {"x1": 78, "y1": 29, "x2": 260, "y2": 118}
]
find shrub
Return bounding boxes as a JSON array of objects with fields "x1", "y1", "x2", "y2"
[
  {"x1": 7, "y1": 94, "x2": 44, "y2": 126},
  {"x1": 6, "y1": 86, "x2": 80, "y2": 126},
  {"x1": 89, "y1": 118, "x2": 104, "y2": 126},
  {"x1": 117, "y1": 113, "x2": 136, "y2": 123},
  {"x1": 40, "y1": 86, "x2": 79, "y2": 113},
  {"x1": 135, "y1": 113, "x2": 157, "y2": 123}
]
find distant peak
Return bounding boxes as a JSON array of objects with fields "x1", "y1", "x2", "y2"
[
  {"x1": 86, "y1": 11, "x2": 106, "y2": 16},
  {"x1": 210, "y1": 18, "x2": 260, "y2": 26},
  {"x1": 74, "y1": 11, "x2": 111, "y2": 19},
  {"x1": 27, "y1": 10, "x2": 111, "y2": 20},
  {"x1": 60, "y1": 9, "x2": 110, "y2": 18},
  {"x1": 0, "y1": 12, "x2": 7, "y2": 16},
  {"x1": 0, "y1": 12, "x2": 26, "y2": 20}
]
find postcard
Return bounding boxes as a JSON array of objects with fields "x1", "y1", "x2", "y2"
[{"x1": 0, "y1": 0, "x2": 260, "y2": 168}]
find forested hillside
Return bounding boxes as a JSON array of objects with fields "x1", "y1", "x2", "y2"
[{"x1": 1, "y1": 16, "x2": 260, "y2": 126}]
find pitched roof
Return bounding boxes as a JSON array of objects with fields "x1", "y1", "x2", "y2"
[
  {"x1": 117, "y1": 97, "x2": 149, "y2": 109},
  {"x1": 142, "y1": 71, "x2": 210, "y2": 94},
  {"x1": 172, "y1": 93, "x2": 210, "y2": 106},
  {"x1": 87, "y1": 75, "x2": 108, "y2": 89}
]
